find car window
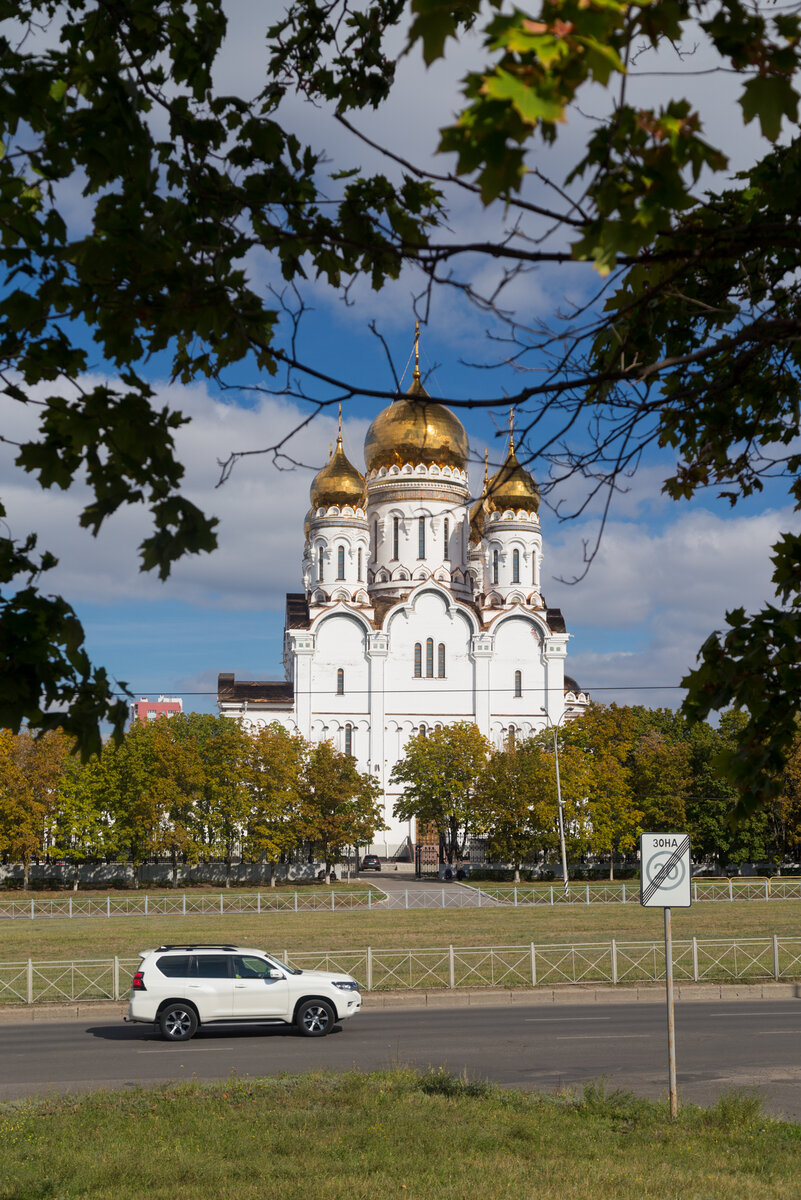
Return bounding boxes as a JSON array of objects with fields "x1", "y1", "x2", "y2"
[
  {"x1": 192, "y1": 955, "x2": 233, "y2": 979},
  {"x1": 157, "y1": 955, "x2": 192, "y2": 978},
  {"x1": 233, "y1": 956, "x2": 274, "y2": 979}
]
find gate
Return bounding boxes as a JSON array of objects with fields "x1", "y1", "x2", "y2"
[{"x1": 415, "y1": 842, "x2": 439, "y2": 879}]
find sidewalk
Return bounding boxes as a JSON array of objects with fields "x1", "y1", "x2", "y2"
[{"x1": 1, "y1": 980, "x2": 798, "y2": 1024}]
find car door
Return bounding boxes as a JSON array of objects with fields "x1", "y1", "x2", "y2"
[
  {"x1": 231, "y1": 954, "x2": 290, "y2": 1019},
  {"x1": 187, "y1": 954, "x2": 235, "y2": 1021}
]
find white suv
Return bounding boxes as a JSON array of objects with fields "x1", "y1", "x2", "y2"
[{"x1": 127, "y1": 944, "x2": 362, "y2": 1041}]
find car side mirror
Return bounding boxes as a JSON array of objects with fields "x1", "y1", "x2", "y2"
[{"x1": 267, "y1": 968, "x2": 283, "y2": 980}]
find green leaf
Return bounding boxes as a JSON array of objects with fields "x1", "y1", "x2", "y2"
[
  {"x1": 481, "y1": 67, "x2": 566, "y2": 126},
  {"x1": 739, "y1": 75, "x2": 799, "y2": 141}
]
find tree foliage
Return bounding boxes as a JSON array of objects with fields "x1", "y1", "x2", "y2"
[
  {"x1": 392, "y1": 722, "x2": 491, "y2": 863},
  {"x1": 475, "y1": 740, "x2": 557, "y2": 879},
  {"x1": 0, "y1": 727, "x2": 70, "y2": 887},
  {"x1": 298, "y1": 740, "x2": 385, "y2": 877},
  {"x1": 2, "y1": 0, "x2": 801, "y2": 809},
  {"x1": 245, "y1": 724, "x2": 307, "y2": 885},
  {"x1": 0, "y1": 715, "x2": 382, "y2": 886}
]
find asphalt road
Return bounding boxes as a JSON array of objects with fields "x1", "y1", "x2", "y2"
[{"x1": 2, "y1": 999, "x2": 801, "y2": 1118}]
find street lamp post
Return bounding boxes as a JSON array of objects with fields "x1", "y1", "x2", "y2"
[{"x1": 540, "y1": 707, "x2": 570, "y2": 896}]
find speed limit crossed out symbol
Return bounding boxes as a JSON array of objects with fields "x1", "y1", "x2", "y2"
[{"x1": 640, "y1": 833, "x2": 691, "y2": 908}]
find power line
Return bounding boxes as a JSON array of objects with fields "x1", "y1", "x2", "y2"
[{"x1": 116, "y1": 683, "x2": 685, "y2": 697}]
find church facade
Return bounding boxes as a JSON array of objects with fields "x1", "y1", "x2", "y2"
[{"x1": 217, "y1": 344, "x2": 588, "y2": 858}]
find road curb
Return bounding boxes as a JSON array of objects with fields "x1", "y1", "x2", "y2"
[{"x1": 0, "y1": 979, "x2": 798, "y2": 1023}]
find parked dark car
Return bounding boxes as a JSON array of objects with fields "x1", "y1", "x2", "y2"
[{"x1": 360, "y1": 855, "x2": 381, "y2": 872}]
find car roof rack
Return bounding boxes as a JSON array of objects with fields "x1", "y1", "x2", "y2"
[{"x1": 155, "y1": 944, "x2": 239, "y2": 952}]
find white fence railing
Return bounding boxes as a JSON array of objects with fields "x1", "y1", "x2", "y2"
[
  {"x1": 3, "y1": 936, "x2": 801, "y2": 1005},
  {"x1": 1, "y1": 877, "x2": 800, "y2": 921}
]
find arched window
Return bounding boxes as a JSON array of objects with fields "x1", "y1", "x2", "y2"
[
  {"x1": 418, "y1": 724, "x2": 427, "y2": 738},
  {"x1": 514, "y1": 670, "x2": 522, "y2": 698},
  {"x1": 418, "y1": 515, "x2": 426, "y2": 559},
  {"x1": 507, "y1": 724, "x2": 517, "y2": 749},
  {"x1": 336, "y1": 668, "x2": 344, "y2": 696},
  {"x1": 318, "y1": 545, "x2": 324, "y2": 581},
  {"x1": 373, "y1": 520, "x2": 379, "y2": 559},
  {"x1": 512, "y1": 548, "x2": 520, "y2": 583},
  {"x1": 344, "y1": 724, "x2": 354, "y2": 757},
  {"x1": 426, "y1": 637, "x2": 434, "y2": 678},
  {"x1": 414, "y1": 643, "x2": 422, "y2": 678},
  {"x1": 532, "y1": 553, "x2": 537, "y2": 585},
  {"x1": 443, "y1": 518, "x2": 449, "y2": 558},
  {"x1": 438, "y1": 643, "x2": 446, "y2": 678},
  {"x1": 337, "y1": 545, "x2": 345, "y2": 579},
  {"x1": 357, "y1": 548, "x2": 363, "y2": 580},
  {"x1": 492, "y1": 549, "x2": 499, "y2": 585}
]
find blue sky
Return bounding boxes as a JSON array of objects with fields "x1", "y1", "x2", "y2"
[{"x1": 2, "y1": 1, "x2": 792, "y2": 724}]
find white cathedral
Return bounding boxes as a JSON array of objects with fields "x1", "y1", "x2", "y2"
[{"x1": 218, "y1": 338, "x2": 589, "y2": 858}]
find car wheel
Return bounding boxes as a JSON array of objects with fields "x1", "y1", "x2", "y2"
[
  {"x1": 159, "y1": 1003, "x2": 198, "y2": 1042},
  {"x1": 296, "y1": 999, "x2": 335, "y2": 1037}
]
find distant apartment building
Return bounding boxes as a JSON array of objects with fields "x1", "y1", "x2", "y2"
[{"x1": 129, "y1": 696, "x2": 183, "y2": 727}]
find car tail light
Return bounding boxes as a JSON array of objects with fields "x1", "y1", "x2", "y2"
[{"x1": 131, "y1": 971, "x2": 146, "y2": 991}]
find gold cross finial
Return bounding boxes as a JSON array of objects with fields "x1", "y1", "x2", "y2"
[
  {"x1": 509, "y1": 407, "x2": 515, "y2": 451},
  {"x1": 483, "y1": 447, "x2": 489, "y2": 486},
  {"x1": 413, "y1": 320, "x2": 421, "y2": 381},
  {"x1": 337, "y1": 403, "x2": 343, "y2": 446}
]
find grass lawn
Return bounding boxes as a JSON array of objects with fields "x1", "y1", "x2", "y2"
[
  {"x1": 1, "y1": 1070, "x2": 799, "y2": 1200},
  {"x1": 2, "y1": 897, "x2": 801, "y2": 963}
]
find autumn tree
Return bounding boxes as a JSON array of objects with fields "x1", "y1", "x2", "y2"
[
  {"x1": 52, "y1": 748, "x2": 121, "y2": 889},
  {"x1": 298, "y1": 741, "x2": 384, "y2": 880},
  {"x1": 392, "y1": 723, "x2": 490, "y2": 864},
  {"x1": 0, "y1": 729, "x2": 70, "y2": 888},
  {"x1": 167, "y1": 714, "x2": 252, "y2": 886},
  {"x1": 245, "y1": 723, "x2": 307, "y2": 886},
  {"x1": 112, "y1": 717, "x2": 206, "y2": 887},
  {"x1": 559, "y1": 705, "x2": 643, "y2": 878},
  {"x1": 475, "y1": 740, "x2": 559, "y2": 880}
]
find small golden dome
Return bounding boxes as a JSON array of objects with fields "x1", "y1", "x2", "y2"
[
  {"x1": 309, "y1": 413, "x2": 366, "y2": 511},
  {"x1": 469, "y1": 430, "x2": 539, "y2": 542},
  {"x1": 303, "y1": 508, "x2": 313, "y2": 541},
  {"x1": 485, "y1": 444, "x2": 540, "y2": 515}
]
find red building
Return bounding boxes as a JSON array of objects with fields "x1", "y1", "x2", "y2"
[{"x1": 129, "y1": 696, "x2": 183, "y2": 727}]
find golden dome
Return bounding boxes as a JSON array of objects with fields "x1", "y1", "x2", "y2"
[
  {"x1": 469, "y1": 431, "x2": 539, "y2": 542},
  {"x1": 309, "y1": 415, "x2": 366, "y2": 511},
  {"x1": 364, "y1": 357, "x2": 468, "y2": 473},
  {"x1": 485, "y1": 443, "x2": 540, "y2": 514}
]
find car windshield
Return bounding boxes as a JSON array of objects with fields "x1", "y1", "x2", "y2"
[{"x1": 263, "y1": 953, "x2": 302, "y2": 976}]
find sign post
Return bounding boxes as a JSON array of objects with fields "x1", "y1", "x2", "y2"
[{"x1": 640, "y1": 832, "x2": 691, "y2": 1119}]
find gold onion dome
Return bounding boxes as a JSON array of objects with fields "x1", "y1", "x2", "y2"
[
  {"x1": 309, "y1": 412, "x2": 366, "y2": 510},
  {"x1": 363, "y1": 330, "x2": 469, "y2": 473},
  {"x1": 470, "y1": 421, "x2": 539, "y2": 541},
  {"x1": 485, "y1": 443, "x2": 540, "y2": 514}
]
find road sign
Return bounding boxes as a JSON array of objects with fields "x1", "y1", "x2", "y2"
[
  {"x1": 640, "y1": 833, "x2": 691, "y2": 908},
  {"x1": 640, "y1": 831, "x2": 692, "y2": 1118}
]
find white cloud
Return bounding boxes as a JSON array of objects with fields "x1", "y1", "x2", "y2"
[
  {"x1": 2, "y1": 376, "x2": 370, "y2": 612},
  {"x1": 547, "y1": 505, "x2": 791, "y2": 701}
]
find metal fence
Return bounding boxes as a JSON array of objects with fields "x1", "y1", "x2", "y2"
[
  {"x1": 473, "y1": 878, "x2": 801, "y2": 905},
  {"x1": 3, "y1": 936, "x2": 801, "y2": 1005},
  {"x1": 2, "y1": 877, "x2": 801, "y2": 921},
  {"x1": 0, "y1": 889, "x2": 381, "y2": 921}
]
